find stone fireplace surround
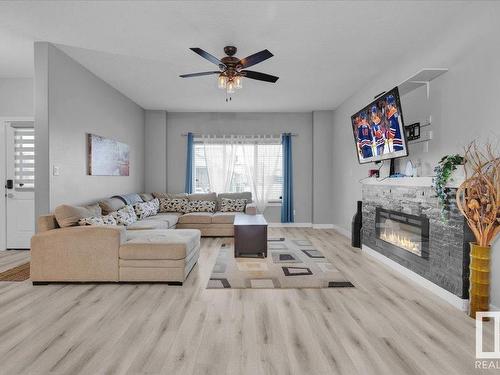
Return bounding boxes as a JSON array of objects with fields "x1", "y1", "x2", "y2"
[{"x1": 361, "y1": 177, "x2": 474, "y2": 310}]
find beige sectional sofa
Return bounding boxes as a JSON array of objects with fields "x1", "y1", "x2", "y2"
[{"x1": 30, "y1": 191, "x2": 255, "y2": 284}]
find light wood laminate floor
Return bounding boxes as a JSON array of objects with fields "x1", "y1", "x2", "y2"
[{"x1": 0, "y1": 228, "x2": 493, "y2": 375}]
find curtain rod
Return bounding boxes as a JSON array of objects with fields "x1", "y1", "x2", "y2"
[{"x1": 181, "y1": 133, "x2": 298, "y2": 137}]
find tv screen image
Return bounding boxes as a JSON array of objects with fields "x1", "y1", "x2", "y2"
[{"x1": 351, "y1": 87, "x2": 408, "y2": 164}]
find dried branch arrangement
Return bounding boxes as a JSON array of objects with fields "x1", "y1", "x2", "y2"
[{"x1": 456, "y1": 141, "x2": 500, "y2": 247}]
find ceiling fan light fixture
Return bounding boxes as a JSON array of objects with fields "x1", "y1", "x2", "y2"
[
  {"x1": 217, "y1": 75, "x2": 227, "y2": 89},
  {"x1": 226, "y1": 79, "x2": 235, "y2": 94},
  {"x1": 235, "y1": 76, "x2": 243, "y2": 89}
]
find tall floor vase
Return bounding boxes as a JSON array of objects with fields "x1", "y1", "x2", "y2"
[{"x1": 469, "y1": 243, "x2": 490, "y2": 319}]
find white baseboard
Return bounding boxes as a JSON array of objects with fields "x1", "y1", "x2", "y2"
[
  {"x1": 269, "y1": 223, "x2": 346, "y2": 231},
  {"x1": 268, "y1": 222, "x2": 312, "y2": 228},
  {"x1": 362, "y1": 244, "x2": 469, "y2": 312},
  {"x1": 312, "y1": 224, "x2": 334, "y2": 229},
  {"x1": 331, "y1": 224, "x2": 351, "y2": 239}
]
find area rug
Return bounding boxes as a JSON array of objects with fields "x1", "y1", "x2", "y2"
[
  {"x1": 207, "y1": 238, "x2": 354, "y2": 289},
  {"x1": 0, "y1": 262, "x2": 30, "y2": 281}
]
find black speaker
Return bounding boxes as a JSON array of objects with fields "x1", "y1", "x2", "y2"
[{"x1": 351, "y1": 201, "x2": 362, "y2": 248}]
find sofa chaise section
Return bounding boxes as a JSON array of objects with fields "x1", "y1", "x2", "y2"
[{"x1": 119, "y1": 229, "x2": 200, "y2": 283}]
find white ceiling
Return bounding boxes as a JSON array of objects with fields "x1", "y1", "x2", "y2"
[{"x1": 0, "y1": 1, "x2": 495, "y2": 111}]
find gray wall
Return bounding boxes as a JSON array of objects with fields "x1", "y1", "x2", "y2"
[
  {"x1": 330, "y1": 17, "x2": 500, "y2": 307},
  {"x1": 165, "y1": 112, "x2": 313, "y2": 223},
  {"x1": 312, "y1": 111, "x2": 334, "y2": 225},
  {"x1": 34, "y1": 43, "x2": 145, "y2": 215},
  {"x1": 34, "y1": 43, "x2": 50, "y2": 218},
  {"x1": 0, "y1": 78, "x2": 33, "y2": 117},
  {"x1": 145, "y1": 110, "x2": 167, "y2": 193}
]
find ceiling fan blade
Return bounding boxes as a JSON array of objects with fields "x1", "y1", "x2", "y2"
[
  {"x1": 190, "y1": 48, "x2": 225, "y2": 67},
  {"x1": 241, "y1": 70, "x2": 279, "y2": 83},
  {"x1": 180, "y1": 71, "x2": 220, "y2": 78},
  {"x1": 239, "y1": 49, "x2": 274, "y2": 68}
]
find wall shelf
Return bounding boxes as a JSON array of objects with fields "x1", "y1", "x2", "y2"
[{"x1": 397, "y1": 68, "x2": 448, "y2": 98}]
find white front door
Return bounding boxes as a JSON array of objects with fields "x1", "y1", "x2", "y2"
[{"x1": 5, "y1": 122, "x2": 35, "y2": 249}]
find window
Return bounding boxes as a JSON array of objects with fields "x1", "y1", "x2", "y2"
[
  {"x1": 13, "y1": 127, "x2": 35, "y2": 191},
  {"x1": 193, "y1": 138, "x2": 283, "y2": 203}
]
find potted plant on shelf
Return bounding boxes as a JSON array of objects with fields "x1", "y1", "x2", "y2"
[
  {"x1": 456, "y1": 141, "x2": 499, "y2": 318},
  {"x1": 433, "y1": 154, "x2": 464, "y2": 220}
]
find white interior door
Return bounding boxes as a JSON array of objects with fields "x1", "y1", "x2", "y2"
[{"x1": 5, "y1": 122, "x2": 35, "y2": 249}]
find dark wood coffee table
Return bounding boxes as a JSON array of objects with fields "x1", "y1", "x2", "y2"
[{"x1": 234, "y1": 214, "x2": 268, "y2": 258}]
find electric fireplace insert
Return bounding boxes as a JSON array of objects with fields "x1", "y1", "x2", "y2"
[{"x1": 375, "y1": 207, "x2": 429, "y2": 259}]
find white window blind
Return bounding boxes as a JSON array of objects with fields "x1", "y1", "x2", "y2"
[{"x1": 14, "y1": 127, "x2": 35, "y2": 191}]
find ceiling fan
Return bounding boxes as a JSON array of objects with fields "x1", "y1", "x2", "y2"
[{"x1": 180, "y1": 46, "x2": 279, "y2": 100}]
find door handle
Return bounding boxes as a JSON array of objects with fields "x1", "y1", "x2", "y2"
[{"x1": 5, "y1": 179, "x2": 13, "y2": 189}]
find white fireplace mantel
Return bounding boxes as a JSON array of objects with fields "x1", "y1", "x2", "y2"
[{"x1": 360, "y1": 176, "x2": 464, "y2": 188}]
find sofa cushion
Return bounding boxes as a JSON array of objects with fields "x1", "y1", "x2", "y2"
[
  {"x1": 120, "y1": 229, "x2": 201, "y2": 260},
  {"x1": 153, "y1": 192, "x2": 188, "y2": 200},
  {"x1": 99, "y1": 197, "x2": 126, "y2": 215},
  {"x1": 37, "y1": 214, "x2": 59, "y2": 232},
  {"x1": 78, "y1": 214, "x2": 117, "y2": 226},
  {"x1": 178, "y1": 212, "x2": 213, "y2": 224},
  {"x1": 188, "y1": 192, "x2": 217, "y2": 201},
  {"x1": 147, "y1": 213, "x2": 180, "y2": 227},
  {"x1": 126, "y1": 219, "x2": 170, "y2": 231},
  {"x1": 54, "y1": 203, "x2": 102, "y2": 228},
  {"x1": 159, "y1": 198, "x2": 188, "y2": 213},
  {"x1": 211, "y1": 212, "x2": 236, "y2": 224},
  {"x1": 185, "y1": 200, "x2": 216, "y2": 213},
  {"x1": 86, "y1": 203, "x2": 102, "y2": 216},
  {"x1": 139, "y1": 193, "x2": 155, "y2": 202},
  {"x1": 112, "y1": 205, "x2": 138, "y2": 226},
  {"x1": 219, "y1": 198, "x2": 247, "y2": 212}
]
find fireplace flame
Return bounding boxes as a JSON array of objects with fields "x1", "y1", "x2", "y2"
[{"x1": 380, "y1": 229, "x2": 421, "y2": 255}]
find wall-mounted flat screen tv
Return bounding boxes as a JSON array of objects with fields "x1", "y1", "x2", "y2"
[{"x1": 351, "y1": 87, "x2": 408, "y2": 164}]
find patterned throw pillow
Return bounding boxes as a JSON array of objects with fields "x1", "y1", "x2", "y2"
[
  {"x1": 78, "y1": 214, "x2": 117, "y2": 226},
  {"x1": 159, "y1": 198, "x2": 188, "y2": 213},
  {"x1": 220, "y1": 198, "x2": 247, "y2": 212},
  {"x1": 185, "y1": 200, "x2": 216, "y2": 213},
  {"x1": 112, "y1": 205, "x2": 138, "y2": 226},
  {"x1": 133, "y1": 199, "x2": 159, "y2": 220},
  {"x1": 149, "y1": 198, "x2": 160, "y2": 215},
  {"x1": 133, "y1": 201, "x2": 148, "y2": 220}
]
